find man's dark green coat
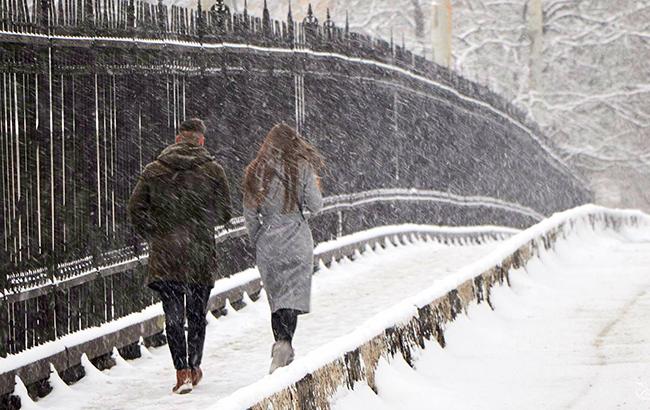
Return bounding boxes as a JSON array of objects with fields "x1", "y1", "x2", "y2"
[{"x1": 128, "y1": 142, "x2": 233, "y2": 288}]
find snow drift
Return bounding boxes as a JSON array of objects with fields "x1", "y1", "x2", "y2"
[{"x1": 214, "y1": 204, "x2": 650, "y2": 410}]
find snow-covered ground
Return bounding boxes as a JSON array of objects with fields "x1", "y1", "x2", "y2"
[
  {"x1": 24, "y1": 231, "x2": 501, "y2": 409},
  {"x1": 331, "y1": 224, "x2": 650, "y2": 409}
]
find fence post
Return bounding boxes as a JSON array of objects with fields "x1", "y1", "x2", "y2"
[
  {"x1": 127, "y1": 0, "x2": 135, "y2": 35},
  {"x1": 0, "y1": 250, "x2": 8, "y2": 357},
  {"x1": 302, "y1": 4, "x2": 318, "y2": 46},
  {"x1": 196, "y1": 0, "x2": 205, "y2": 42},
  {"x1": 287, "y1": 3, "x2": 294, "y2": 47},
  {"x1": 0, "y1": 298, "x2": 6, "y2": 358}
]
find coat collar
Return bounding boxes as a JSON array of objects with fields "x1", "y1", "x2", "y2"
[{"x1": 157, "y1": 142, "x2": 214, "y2": 171}]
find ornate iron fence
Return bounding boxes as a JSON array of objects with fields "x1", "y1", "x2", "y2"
[{"x1": 0, "y1": 0, "x2": 591, "y2": 362}]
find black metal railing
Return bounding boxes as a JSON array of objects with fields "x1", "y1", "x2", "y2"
[
  {"x1": 0, "y1": 1, "x2": 591, "y2": 366},
  {"x1": 0, "y1": 0, "x2": 562, "y2": 146},
  {"x1": 0, "y1": 191, "x2": 523, "y2": 401}
]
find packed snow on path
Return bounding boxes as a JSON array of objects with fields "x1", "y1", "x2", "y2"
[
  {"x1": 30, "y1": 229, "x2": 502, "y2": 409},
  {"x1": 331, "y1": 224, "x2": 650, "y2": 410}
]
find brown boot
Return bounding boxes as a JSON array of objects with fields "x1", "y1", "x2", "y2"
[
  {"x1": 191, "y1": 367, "x2": 203, "y2": 387},
  {"x1": 172, "y1": 369, "x2": 193, "y2": 394}
]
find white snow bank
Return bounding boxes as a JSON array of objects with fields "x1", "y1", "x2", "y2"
[
  {"x1": 213, "y1": 204, "x2": 650, "y2": 410},
  {"x1": 0, "y1": 270, "x2": 261, "y2": 376},
  {"x1": 331, "y1": 224, "x2": 650, "y2": 409},
  {"x1": 0, "y1": 302, "x2": 162, "y2": 374}
]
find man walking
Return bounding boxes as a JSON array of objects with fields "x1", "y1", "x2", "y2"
[{"x1": 128, "y1": 118, "x2": 232, "y2": 394}]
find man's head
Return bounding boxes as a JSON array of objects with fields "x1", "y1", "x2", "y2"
[{"x1": 176, "y1": 118, "x2": 207, "y2": 146}]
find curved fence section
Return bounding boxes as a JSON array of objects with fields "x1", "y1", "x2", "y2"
[
  {"x1": 0, "y1": 1, "x2": 590, "y2": 284},
  {"x1": 0, "y1": 219, "x2": 517, "y2": 402},
  {"x1": 0, "y1": 190, "x2": 533, "y2": 360}
]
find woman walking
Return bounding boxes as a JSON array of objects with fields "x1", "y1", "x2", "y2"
[{"x1": 243, "y1": 123, "x2": 324, "y2": 373}]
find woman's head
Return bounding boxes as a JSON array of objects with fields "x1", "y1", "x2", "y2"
[{"x1": 243, "y1": 123, "x2": 323, "y2": 211}]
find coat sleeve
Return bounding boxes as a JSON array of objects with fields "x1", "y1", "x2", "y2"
[
  {"x1": 127, "y1": 176, "x2": 153, "y2": 239},
  {"x1": 210, "y1": 163, "x2": 233, "y2": 226},
  {"x1": 243, "y1": 205, "x2": 262, "y2": 245},
  {"x1": 301, "y1": 163, "x2": 324, "y2": 215}
]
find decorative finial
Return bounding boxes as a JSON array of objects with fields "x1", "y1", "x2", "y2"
[
  {"x1": 287, "y1": 0, "x2": 295, "y2": 43},
  {"x1": 127, "y1": 0, "x2": 135, "y2": 28},
  {"x1": 262, "y1": 0, "x2": 271, "y2": 35},
  {"x1": 303, "y1": 3, "x2": 318, "y2": 26},
  {"x1": 157, "y1": 0, "x2": 165, "y2": 31},
  {"x1": 196, "y1": 0, "x2": 206, "y2": 38},
  {"x1": 345, "y1": 10, "x2": 349, "y2": 35},
  {"x1": 324, "y1": 7, "x2": 335, "y2": 31},
  {"x1": 211, "y1": 0, "x2": 230, "y2": 31}
]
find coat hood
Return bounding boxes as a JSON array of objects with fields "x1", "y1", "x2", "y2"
[{"x1": 157, "y1": 142, "x2": 214, "y2": 171}]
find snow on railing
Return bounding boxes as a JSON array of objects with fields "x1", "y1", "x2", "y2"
[
  {"x1": 0, "y1": 222, "x2": 516, "y2": 402},
  {"x1": 1, "y1": 189, "x2": 538, "y2": 300},
  {"x1": 215, "y1": 205, "x2": 649, "y2": 410}
]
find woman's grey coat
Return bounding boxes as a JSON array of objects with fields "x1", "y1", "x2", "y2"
[{"x1": 244, "y1": 161, "x2": 323, "y2": 314}]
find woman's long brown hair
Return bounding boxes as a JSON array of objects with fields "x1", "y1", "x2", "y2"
[{"x1": 243, "y1": 123, "x2": 324, "y2": 213}]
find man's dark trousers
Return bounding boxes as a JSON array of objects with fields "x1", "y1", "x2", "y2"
[{"x1": 155, "y1": 281, "x2": 212, "y2": 370}]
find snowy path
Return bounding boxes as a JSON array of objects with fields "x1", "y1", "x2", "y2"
[
  {"x1": 331, "y1": 226, "x2": 650, "y2": 409},
  {"x1": 32, "y1": 234, "x2": 500, "y2": 409}
]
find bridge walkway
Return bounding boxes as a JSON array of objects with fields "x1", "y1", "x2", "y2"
[
  {"x1": 331, "y1": 226, "x2": 650, "y2": 409},
  {"x1": 31, "y1": 232, "x2": 501, "y2": 409}
]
